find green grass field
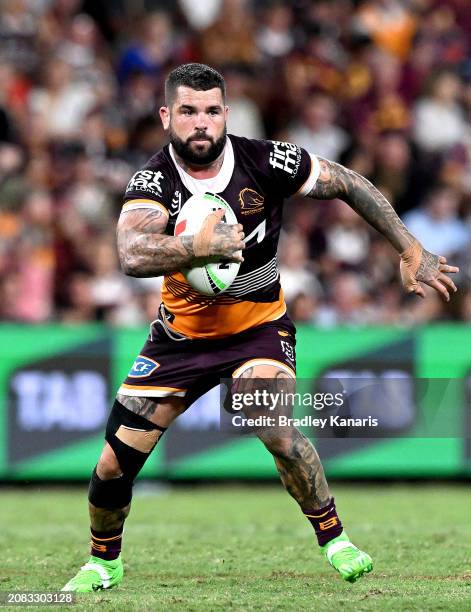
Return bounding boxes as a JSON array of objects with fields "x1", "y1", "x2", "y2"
[{"x1": 2, "y1": 484, "x2": 470, "y2": 611}]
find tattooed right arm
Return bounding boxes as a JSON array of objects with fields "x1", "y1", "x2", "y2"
[
  {"x1": 117, "y1": 208, "x2": 195, "y2": 277},
  {"x1": 116, "y1": 207, "x2": 245, "y2": 278}
]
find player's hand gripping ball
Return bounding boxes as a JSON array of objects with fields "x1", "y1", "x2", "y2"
[{"x1": 174, "y1": 192, "x2": 242, "y2": 296}]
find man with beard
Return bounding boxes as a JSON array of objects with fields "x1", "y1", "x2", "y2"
[{"x1": 63, "y1": 63, "x2": 458, "y2": 592}]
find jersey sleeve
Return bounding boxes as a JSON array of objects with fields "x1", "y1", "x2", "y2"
[
  {"x1": 262, "y1": 139, "x2": 321, "y2": 198},
  {"x1": 122, "y1": 166, "x2": 171, "y2": 218}
]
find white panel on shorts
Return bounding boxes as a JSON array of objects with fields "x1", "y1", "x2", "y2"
[
  {"x1": 232, "y1": 359, "x2": 296, "y2": 379},
  {"x1": 118, "y1": 384, "x2": 186, "y2": 398}
]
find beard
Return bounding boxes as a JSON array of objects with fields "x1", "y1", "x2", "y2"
[{"x1": 169, "y1": 125, "x2": 227, "y2": 166}]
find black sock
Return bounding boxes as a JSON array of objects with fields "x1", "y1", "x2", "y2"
[
  {"x1": 90, "y1": 526, "x2": 123, "y2": 561},
  {"x1": 302, "y1": 498, "x2": 343, "y2": 546}
]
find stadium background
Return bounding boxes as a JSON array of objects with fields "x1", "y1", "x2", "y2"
[{"x1": 0, "y1": 0, "x2": 471, "y2": 482}]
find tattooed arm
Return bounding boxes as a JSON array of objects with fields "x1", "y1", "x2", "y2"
[
  {"x1": 117, "y1": 207, "x2": 245, "y2": 278},
  {"x1": 307, "y1": 157, "x2": 459, "y2": 301}
]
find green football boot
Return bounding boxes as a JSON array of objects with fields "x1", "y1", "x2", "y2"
[
  {"x1": 61, "y1": 555, "x2": 123, "y2": 592},
  {"x1": 322, "y1": 532, "x2": 373, "y2": 583}
]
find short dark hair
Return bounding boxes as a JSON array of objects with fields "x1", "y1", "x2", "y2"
[{"x1": 165, "y1": 63, "x2": 226, "y2": 105}]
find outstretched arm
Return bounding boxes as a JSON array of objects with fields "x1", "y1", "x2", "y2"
[
  {"x1": 307, "y1": 157, "x2": 459, "y2": 301},
  {"x1": 116, "y1": 207, "x2": 244, "y2": 278}
]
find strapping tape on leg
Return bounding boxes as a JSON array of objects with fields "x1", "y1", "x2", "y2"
[
  {"x1": 105, "y1": 399, "x2": 166, "y2": 481},
  {"x1": 88, "y1": 467, "x2": 133, "y2": 509}
]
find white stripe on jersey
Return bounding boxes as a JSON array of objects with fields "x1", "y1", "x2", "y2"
[
  {"x1": 227, "y1": 256, "x2": 279, "y2": 297},
  {"x1": 297, "y1": 154, "x2": 321, "y2": 196}
]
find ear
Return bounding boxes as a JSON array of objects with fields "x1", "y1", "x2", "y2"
[
  {"x1": 224, "y1": 105, "x2": 229, "y2": 121},
  {"x1": 159, "y1": 106, "x2": 170, "y2": 130}
]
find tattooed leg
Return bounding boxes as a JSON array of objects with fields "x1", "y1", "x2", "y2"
[
  {"x1": 116, "y1": 394, "x2": 159, "y2": 421},
  {"x1": 236, "y1": 365, "x2": 331, "y2": 510},
  {"x1": 273, "y1": 430, "x2": 330, "y2": 509},
  {"x1": 89, "y1": 500, "x2": 131, "y2": 531},
  {"x1": 115, "y1": 393, "x2": 187, "y2": 426},
  {"x1": 258, "y1": 426, "x2": 331, "y2": 510}
]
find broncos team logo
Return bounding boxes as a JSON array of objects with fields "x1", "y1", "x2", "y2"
[{"x1": 239, "y1": 188, "x2": 264, "y2": 216}]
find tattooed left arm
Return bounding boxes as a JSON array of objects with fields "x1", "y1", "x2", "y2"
[{"x1": 307, "y1": 157, "x2": 459, "y2": 301}]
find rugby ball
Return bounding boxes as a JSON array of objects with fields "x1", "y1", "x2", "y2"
[{"x1": 174, "y1": 192, "x2": 241, "y2": 296}]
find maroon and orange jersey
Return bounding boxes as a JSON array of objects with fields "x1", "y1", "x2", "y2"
[{"x1": 123, "y1": 135, "x2": 320, "y2": 338}]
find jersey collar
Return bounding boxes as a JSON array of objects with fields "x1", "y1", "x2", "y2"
[{"x1": 169, "y1": 136, "x2": 234, "y2": 195}]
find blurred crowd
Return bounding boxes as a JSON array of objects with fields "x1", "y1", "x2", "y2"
[{"x1": 1, "y1": 0, "x2": 471, "y2": 326}]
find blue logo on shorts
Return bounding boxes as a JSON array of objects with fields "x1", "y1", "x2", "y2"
[{"x1": 128, "y1": 356, "x2": 160, "y2": 378}]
